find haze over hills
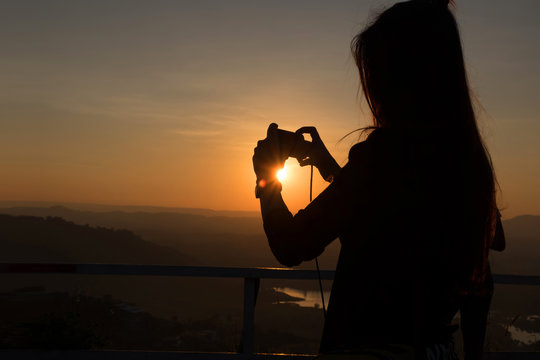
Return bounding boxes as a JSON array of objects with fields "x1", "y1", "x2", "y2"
[
  {"x1": 0, "y1": 214, "x2": 196, "y2": 265},
  {"x1": 0, "y1": 205, "x2": 262, "y2": 236},
  {"x1": 0, "y1": 205, "x2": 340, "y2": 269},
  {"x1": 0, "y1": 201, "x2": 259, "y2": 218}
]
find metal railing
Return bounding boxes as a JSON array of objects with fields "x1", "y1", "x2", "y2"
[{"x1": 1, "y1": 263, "x2": 539, "y2": 360}]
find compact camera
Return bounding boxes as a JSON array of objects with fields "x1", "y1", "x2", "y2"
[{"x1": 276, "y1": 128, "x2": 312, "y2": 161}]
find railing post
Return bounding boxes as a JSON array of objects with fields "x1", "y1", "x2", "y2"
[{"x1": 241, "y1": 277, "x2": 260, "y2": 355}]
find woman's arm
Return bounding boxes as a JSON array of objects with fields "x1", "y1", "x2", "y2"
[
  {"x1": 258, "y1": 173, "x2": 345, "y2": 267},
  {"x1": 253, "y1": 124, "x2": 347, "y2": 266},
  {"x1": 257, "y1": 183, "x2": 299, "y2": 266}
]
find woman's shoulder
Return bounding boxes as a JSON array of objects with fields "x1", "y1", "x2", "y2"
[
  {"x1": 348, "y1": 126, "x2": 451, "y2": 164},
  {"x1": 347, "y1": 128, "x2": 394, "y2": 164}
]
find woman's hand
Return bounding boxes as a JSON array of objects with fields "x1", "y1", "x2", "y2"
[
  {"x1": 295, "y1": 127, "x2": 341, "y2": 182},
  {"x1": 253, "y1": 123, "x2": 285, "y2": 185}
]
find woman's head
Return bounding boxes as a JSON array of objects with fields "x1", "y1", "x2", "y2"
[
  {"x1": 352, "y1": 0, "x2": 497, "y2": 288},
  {"x1": 352, "y1": 0, "x2": 465, "y2": 128}
]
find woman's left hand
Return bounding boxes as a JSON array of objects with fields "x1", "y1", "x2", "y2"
[
  {"x1": 253, "y1": 123, "x2": 285, "y2": 182},
  {"x1": 295, "y1": 126, "x2": 341, "y2": 182}
]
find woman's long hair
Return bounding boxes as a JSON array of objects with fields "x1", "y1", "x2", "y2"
[{"x1": 351, "y1": 0, "x2": 496, "y2": 288}]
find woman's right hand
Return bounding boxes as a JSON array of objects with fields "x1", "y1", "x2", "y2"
[
  {"x1": 253, "y1": 123, "x2": 284, "y2": 183},
  {"x1": 296, "y1": 127, "x2": 341, "y2": 182}
]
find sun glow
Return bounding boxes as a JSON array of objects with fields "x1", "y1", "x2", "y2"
[{"x1": 277, "y1": 167, "x2": 287, "y2": 182}]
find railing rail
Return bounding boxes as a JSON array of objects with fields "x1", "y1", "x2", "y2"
[
  {"x1": 1, "y1": 263, "x2": 539, "y2": 360},
  {"x1": 0, "y1": 263, "x2": 336, "y2": 280}
]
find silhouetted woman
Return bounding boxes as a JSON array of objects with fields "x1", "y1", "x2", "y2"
[{"x1": 252, "y1": 1, "x2": 504, "y2": 359}]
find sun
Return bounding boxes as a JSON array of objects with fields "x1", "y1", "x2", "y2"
[{"x1": 277, "y1": 167, "x2": 287, "y2": 182}]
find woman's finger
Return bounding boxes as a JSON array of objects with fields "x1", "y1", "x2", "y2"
[
  {"x1": 266, "y1": 123, "x2": 282, "y2": 163},
  {"x1": 296, "y1": 126, "x2": 321, "y2": 142},
  {"x1": 267, "y1": 123, "x2": 279, "y2": 137},
  {"x1": 254, "y1": 138, "x2": 269, "y2": 153},
  {"x1": 298, "y1": 157, "x2": 314, "y2": 167}
]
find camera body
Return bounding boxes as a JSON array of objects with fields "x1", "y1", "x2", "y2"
[{"x1": 277, "y1": 129, "x2": 311, "y2": 161}]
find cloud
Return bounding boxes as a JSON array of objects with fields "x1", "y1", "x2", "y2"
[{"x1": 172, "y1": 129, "x2": 222, "y2": 137}]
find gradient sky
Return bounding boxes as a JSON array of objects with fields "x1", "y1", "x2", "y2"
[{"x1": 1, "y1": 0, "x2": 539, "y2": 218}]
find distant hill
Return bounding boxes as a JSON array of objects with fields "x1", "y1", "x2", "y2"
[
  {"x1": 0, "y1": 205, "x2": 341, "y2": 270},
  {"x1": 0, "y1": 205, "x2": 263, "y2": 236},
  {"x1": 490, "y1": 215, "x2": 540, "y2": 275},
  {"x1": 0, "y1": 214, "x2": 196, "y2": 265},
  {"x1": 0, "y1": 201, "x2": 259, "y2": 218}
]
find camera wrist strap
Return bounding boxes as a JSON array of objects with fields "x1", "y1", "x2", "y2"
[{"x1": 311, "y1": 164, "x2": 327, "y2": 319}]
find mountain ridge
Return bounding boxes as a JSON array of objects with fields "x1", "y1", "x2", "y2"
[
  {"x1": 0, "y1": 214, "x2": 197, "y2": 265},
  {"x1": 0, "y1": 201, "x2": 259, "y2": 218}
]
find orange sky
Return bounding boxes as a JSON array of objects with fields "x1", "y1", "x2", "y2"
[{"x1": 1, "y1": 1, "x2": 539, "y2": 218}]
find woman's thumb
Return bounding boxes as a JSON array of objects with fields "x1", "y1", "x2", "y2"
[{"x1": 298, "y1": 157, "x2": 314, "y2": 167}]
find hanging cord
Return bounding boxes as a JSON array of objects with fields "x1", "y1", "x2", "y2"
[{"x1": 311, "y1": 164, "x2": 327, "y2": 319}]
